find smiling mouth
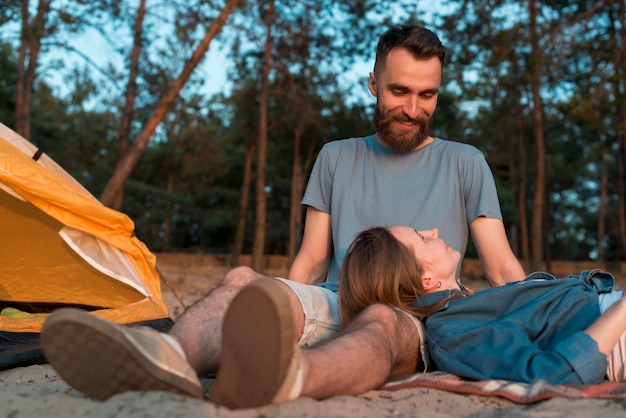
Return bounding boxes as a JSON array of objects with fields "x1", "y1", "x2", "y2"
[
  {"x1": 395, "y1": 120, "x2": 419, "y2": 130},
  {"x1": 396, "y1": 116, "x2": 418, "y2": 125}
]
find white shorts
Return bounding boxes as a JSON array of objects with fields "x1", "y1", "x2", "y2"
[
  {"x1": 600, "y1": 290, "x2": 626, "y2": 382},
  {"x1": 274, "y1": 278, "x2": 341, "y2": 347}
]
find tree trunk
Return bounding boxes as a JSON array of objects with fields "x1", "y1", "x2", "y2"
[
  {"x1": 597, "y1": 140, "x2": 608, "y2": 262},
  {"x1": 515, "y1": 97, "x2": 530, "y2": 270},
  {"x1": 15, "y1": 0, "x2": 51, "y2": 139},
  {"x1": 618, "y1": 127, "x2": 626, "y2": 256},
  {"x1": 231, "y1": 140, "x2": 255, "y2": 266},
  {"x1": 252, "y1": 0, "x2": 274, "y2": 271},
  {"x1": 528, "y1": 0, "x2": 546, "y2": 272},
  {"x1": 163, "y1": 174, "x2": 174, "y2": 252},
  {"x1": 109, "y1": 0, "x2": 147, "y2": 211},
  {"x1": 615, "y1": 0, "x2": 626, "y2": 256},
  {"x1": 288, "y1": 127, "x2": 303, "y2": 265},
  {"x1": 99, "y1": 0, "x2": 243, "y2": 206}
]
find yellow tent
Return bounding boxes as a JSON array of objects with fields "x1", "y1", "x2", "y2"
[{"x1": 0, "y1": 122, "x2": 170, "y2": 339}]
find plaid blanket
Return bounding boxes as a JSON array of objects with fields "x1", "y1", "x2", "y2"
[{"x1": 382, "y1": 372, "x2": 626, "y2": 404}]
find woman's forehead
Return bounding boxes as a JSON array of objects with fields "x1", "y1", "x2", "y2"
[{"x1": 389, "y1": 226, "x2": 420, "y2": 243}]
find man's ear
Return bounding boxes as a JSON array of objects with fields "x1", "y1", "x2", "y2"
[
  {"x1": 422, "y1": 276, "x2": 439, "y2": 291},
  {"x1": 368, "y1": 72, "x2": 377, "y2": 97}
]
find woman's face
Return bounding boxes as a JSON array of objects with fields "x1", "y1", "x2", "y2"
[{"x1": 388, "y1": 226, "x2": 461, "y2": 281}]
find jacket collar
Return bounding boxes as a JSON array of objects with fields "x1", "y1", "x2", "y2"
[{"x1": 411, "y1": 289, "x2": 463, "y2": 312}]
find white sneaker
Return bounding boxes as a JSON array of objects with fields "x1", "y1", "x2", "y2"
[{"x1": 41, "y1": 308, "x2": 203, "y2": 400}]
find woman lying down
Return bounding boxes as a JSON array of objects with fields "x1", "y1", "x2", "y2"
[{"x1": 340, "y1": 226, "x2": 626, "y2": 385}]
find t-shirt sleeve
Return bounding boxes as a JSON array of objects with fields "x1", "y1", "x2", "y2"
[
  {"x1": 462, "y1": 151, "x2": 502, "y2": 223},
  {"x1": 301, "y1": 144, "x2": 333, "y2": 214}
]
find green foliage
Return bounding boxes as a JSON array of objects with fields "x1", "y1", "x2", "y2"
[
  {"x1": 0, "y1": 0, "x2": 19, "y2": 26},
  {"x1": 434, "y1": 0, "x2": 626, "y2": 262}
]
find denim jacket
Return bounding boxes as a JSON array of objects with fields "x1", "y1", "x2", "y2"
[{"x1": 413, "y1": 270, "x2": 615, "y2": 385}]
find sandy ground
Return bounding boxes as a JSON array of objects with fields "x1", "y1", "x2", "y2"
[
  {"x1": 2, "y1": 261, "x2": 626, "y2": 418},
  {"x1": 3, "y1": 363, "x2": 626, "y2": 418}
]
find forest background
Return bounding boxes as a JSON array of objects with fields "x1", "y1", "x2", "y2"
[{"x1": 1, "y1": 0, "x2": 625, "y2": 274}]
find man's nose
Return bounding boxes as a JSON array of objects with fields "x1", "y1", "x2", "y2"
[{"x1": 402, "y1": 96, "x2": 421, "y2": 119}]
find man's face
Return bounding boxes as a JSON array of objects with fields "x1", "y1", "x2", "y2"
[{"x1": 368, "y1": 49, "x2": 441, "y2": 153}]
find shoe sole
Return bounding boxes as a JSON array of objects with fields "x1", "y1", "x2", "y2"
[
  {"x1": 209, "y1": 278, "x2": 295, "y2": 409},
  {"x1": 41, "y1": 308, "x2": 203, "y2": 400}
]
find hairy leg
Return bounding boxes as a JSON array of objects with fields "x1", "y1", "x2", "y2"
[
  {"x1": 168, "y1": 267, "x2": 305, "y2": 377},
  {"x1": 300, "y1": 304, "x2": 421, "y2": 398}
]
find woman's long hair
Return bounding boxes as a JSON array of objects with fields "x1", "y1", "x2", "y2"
[
  {"x1": 339, "y1": 227, "x2": 468, "y2": 326},
  {"x1": 339, "y1": 227, "x2": 426, "y2": 325}
]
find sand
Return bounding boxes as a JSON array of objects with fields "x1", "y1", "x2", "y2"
[
  {"x1": 3, "y1": 364, "x2": 626, "y2": 418},
  {"x1": 2, "y1": 261, "x2": 626, "y2": 418}
]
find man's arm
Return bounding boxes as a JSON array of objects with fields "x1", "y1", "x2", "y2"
[
  {"x1": 469, "y1": 217, "x2": 526, "y2": 287},
  {"x1": 288, "y1": 207, "x2": 332, "y2": 285}
]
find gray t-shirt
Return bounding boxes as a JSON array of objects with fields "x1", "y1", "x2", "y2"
[{"x1": 302, "y1": 135, "x2": 502, "y2": 291}]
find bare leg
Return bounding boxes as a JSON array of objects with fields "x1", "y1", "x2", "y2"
[
  {"x1": 169, "y1": 267, "x2": 305, "y2": 376},
  {"x1": 208, "y1": 282, "x2": 421, "y2": 408},
  {"x1": 301, "y1": 304, "x2": 421, "y2": 398}
]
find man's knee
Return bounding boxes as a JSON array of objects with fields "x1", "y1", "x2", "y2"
[
  {"x1": 221, "y1": 266, "x2": 267, "y2": 288},
  {"x1": 355, "y1": 304, "x2": 419, "y2": 340},
  {"x1": 221, "y1": 271, "x2": 307, "y2": 340},
  {"x1": 355, "y1": 304, "x2": 402, "y2": 332}
]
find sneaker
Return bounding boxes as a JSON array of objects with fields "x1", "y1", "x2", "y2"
[
  {"x1": 41, "y1": 308, "x2": 203, "y2": 400},
  {"x1": 209, "y1": 278, "x2": 302, "y2": 409}
]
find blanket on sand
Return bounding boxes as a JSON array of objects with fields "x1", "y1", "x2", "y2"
[{"x1": 382, "y1": 371, "x2": 626, "y2": 404}]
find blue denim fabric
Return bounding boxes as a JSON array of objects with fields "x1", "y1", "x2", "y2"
[
  {"x1": 414, "y1": 271, "x2": 613, "y2": 385},
  {"x1": 567, "y1": 269, "x2": 615, "y2": 293}
]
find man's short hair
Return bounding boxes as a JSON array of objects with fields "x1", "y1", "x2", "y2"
[{"x1": 373, "y1": 25, "x2": 446, "y2": 75}]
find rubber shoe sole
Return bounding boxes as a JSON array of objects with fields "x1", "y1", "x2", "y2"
[
  {"x1": 209, "y1": 278, "x2": 297, "y2": 409},
  {"x1": 41, "y1": 308, "x2": 203, "y2": 400}
]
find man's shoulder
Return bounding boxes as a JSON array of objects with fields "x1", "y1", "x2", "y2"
[
  {"x1": 323, "y1": 135, "x2": 372, "y2": 150},
  {"x1": 431, "y1": 138, "x2": 483, "y2": 156},
  {"x1": 317, "y1": 135, "x2": 375, "y2": 161}
]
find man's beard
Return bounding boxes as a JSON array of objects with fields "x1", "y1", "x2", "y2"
[{"x1": 374, "y1": 105, "x2": 432, "y2": 153}]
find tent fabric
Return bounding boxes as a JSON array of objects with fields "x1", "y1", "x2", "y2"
[
  {"x1": 0, "y1": 122, "x2": 170, "y2": 340},
  {"x1": 0, "y1": 331, "x2": 45, "y2": 370},
  {"x1": 0, "y1": 317, "x2": 175, "y2": 370}
]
